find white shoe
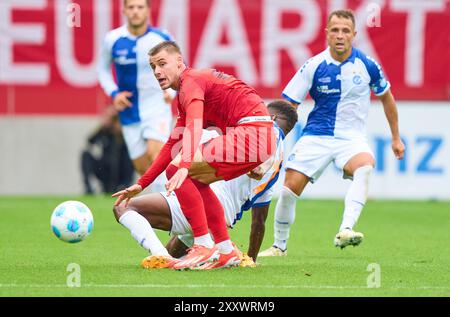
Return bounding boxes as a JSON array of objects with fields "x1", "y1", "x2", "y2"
[
  {"x1": 334, "y1": 229, "x2": 364, "y2": 249},
  {"x1": 258, "y1": 246, "x2": 287, "y2": 257}
]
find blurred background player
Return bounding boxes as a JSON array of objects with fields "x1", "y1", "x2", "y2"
[
  {"x1": 112, "y1": 100, "x2": 298, "y2": 269},
  {"x1": 80, "y1": 106, "x2": 134, "y2": 194},
  {"x1": 112, "y1": 41, "x2": 276, "y2": 270},
  {"x1": 97, "y1": 0, "x2": 175, "y2": 192},
  {"x1": 259, "y1": 10, "x2": 405, "y2": 257}
]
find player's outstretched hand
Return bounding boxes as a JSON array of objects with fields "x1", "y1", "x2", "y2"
[
  {"x1": 112, "y1": 184, "x2": 142, "y2": 207},
  {"x1": 166, "y1": 167, "x2": 188, "y2": 196},
  {"x1": 392, "y1": 138, "x2": 405, "y2": 160},
  {"x1": 113, "y1": 91, "x2": 133, "y2": 111}
]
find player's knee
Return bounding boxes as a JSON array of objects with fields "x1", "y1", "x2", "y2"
[
  {"x1": 284, "y1": 171, "x2": 308, "y2": 196},
  {"x1": 354, "y1": 165, "x2": 373, "y2": 180},
  {"x1": 112, "y1": 205, "x2": 126, "y2": 222}
]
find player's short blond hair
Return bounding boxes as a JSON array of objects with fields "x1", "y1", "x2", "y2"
[
  {"x1": 123, "y1": 0, "x2": 150, "y2": 7},
  {"x1": 327, "y1": 9, "x2": 355, "y2": 27},
  {"x1": 148, "y1": 41, "x2": 181, "y2": 57}
]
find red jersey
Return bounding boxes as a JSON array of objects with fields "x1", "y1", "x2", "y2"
[
  {"x1": 177, "y1": 68, "x2": 265, "y2": 131},
  {"x1": 137, "y1": 68, "x2": 269, "y2": 189}
]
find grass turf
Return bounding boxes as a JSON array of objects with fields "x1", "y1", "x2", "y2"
[{"x1": 1, "y1": 196, "x2": 449, "y2": 297}]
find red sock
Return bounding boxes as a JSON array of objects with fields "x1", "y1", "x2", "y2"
[
  {"x1": 191, "y1": 178, "x2": 230, "y2": 244},
  {"x1": 165, "y1": 164, "x2": 208, "y2": 237}
]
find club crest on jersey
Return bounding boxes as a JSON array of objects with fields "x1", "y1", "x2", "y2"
[{"x1": 353, "y1": 75, "x2": 362, "y2": 85}]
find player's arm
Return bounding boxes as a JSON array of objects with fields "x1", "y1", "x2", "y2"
[
  {"x1": 97, "y1": 36, "x2": 132, "y2": 111},
  {"x1": 112, "y1": 113, "x2": 185, "y2": 206},
  {"x1": 166, "y1": 100, "x2": 204, "y2": 194},
  {"x1": 248, "y1": 203, "x2": 270, "y2": 261},
  {"x1": 282, "y1": 58, "x2": 315, "y2": 110},
  {"x1": 377, "y1": 89, "x2": 405, "y2": 160},
  {"x1": 97, "y1": 36, "x2": 118, "y2": 98},
  {"x1": 365, "y1": 56, "x2": 405, "y2": 160}
]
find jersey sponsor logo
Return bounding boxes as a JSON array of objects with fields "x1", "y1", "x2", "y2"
[
  {"x1": 114, "y1": 56, "x2": 136, "y2": 65},
  {"x1": 212, "y1": 70, "x2": 231, "y2": 79},
  {"x1": 318, "y1": 76, "x2": 331, "y2": 83},
  {"x1": 353, "y1": 75, "x2": 362, "y2": 85},
  {"x1": 317, "y1": 85, "x2": 340, "y2": 94},
  {"x1": 116, "y1": 49, "x2": 128, "y2": 56}
]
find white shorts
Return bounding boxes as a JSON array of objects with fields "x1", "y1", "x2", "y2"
[
  {"x1": 122, "y1": 111, "x2": 172, "y2": 160},
  {"x1": 161, "y1": 192, "x2": 194, "y2": 247},
  {"x1": 159, "y1": 129, "x2": 223, "y2": 248},
  {"x1": 285, "y1": 135, "x2": 374, "y2": 182}
]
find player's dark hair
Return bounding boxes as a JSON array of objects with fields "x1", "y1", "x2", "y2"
[
  {"x1": 267, "y1": 100, "x2": 298, "y2": 134},
  {"x1": 123, "y1": 0, "x2": 151, "y2": 7},
  {"x1": 327, "y1": 9, "x2": 355, "y2": 27},
  {"x1": 148, "y1": 41, "x2": 181, "y2": 56}
]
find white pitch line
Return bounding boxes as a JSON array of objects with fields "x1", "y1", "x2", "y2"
[{"x1": 1, "y1": 284, "x2": 450, "y2": 290}]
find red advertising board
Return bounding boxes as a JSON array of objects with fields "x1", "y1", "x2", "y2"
[{"x1": 0, "y1": 0, "x2": 449, "y2": 115}]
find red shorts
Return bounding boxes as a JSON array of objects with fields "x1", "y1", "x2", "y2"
[{"x1": 201, "y1": 121, "x2": 276, "y2": 181}]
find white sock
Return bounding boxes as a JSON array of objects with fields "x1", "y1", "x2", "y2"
[
  {"x1": 273, "y1": 186, "x2": 299, "y2": 251},
  {"x1": 216, "y1": 240, "x2": 233, "y2": 254},
  {"x1": 193, "y1": 233, "x2": 215, "y2": 248},
  {"x1": 119, "y1": 210, "x2": 169, "y2": 256},
  {"x1": 150, "y1": 172, "x2": 168, "y2": 193},
  {"x1": 340, "y1": 165, "x2": 373, "y2": 231}
]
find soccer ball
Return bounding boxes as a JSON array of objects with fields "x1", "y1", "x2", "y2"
[{"x1": 50, "y1": 201, "x2": 94, "y2": 243}]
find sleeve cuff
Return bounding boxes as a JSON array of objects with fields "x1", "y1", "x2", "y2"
[
  {"x1": 252, "y1": 201, "x2": 271, "y2": 208},
  {"x1": 282, "y1": 93, "x2": 300, "y2": 105},
  {"x1": 110, "y1": 90, "x2": 119, "y2": 99},
  {"x1": 374, "y1": 82, "x2": 391, "y2": 97}
]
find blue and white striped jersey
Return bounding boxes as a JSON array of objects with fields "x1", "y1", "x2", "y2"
[
  {"x1": 282, "y1": 47, "x2": 390, "y2": 140},
  {"x1": 98, "y1": 25, "x2": 173, "y2": 126}
]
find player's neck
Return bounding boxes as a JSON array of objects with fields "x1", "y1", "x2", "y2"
[
  {"x1": 127, "y1": 24, "x2": 148, "y2": 37},
  {"x1": 172, "y1": 64, "x2": 187, "y2": 91},
  {"x1": 330, "y1": 47, "x2": 353, "y2": 63}
]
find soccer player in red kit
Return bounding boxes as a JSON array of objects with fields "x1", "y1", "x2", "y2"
[{"x1": 112, "y1": 41, "x2": 276, "y2": 270}]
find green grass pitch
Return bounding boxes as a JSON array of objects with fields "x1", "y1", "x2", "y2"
[{"x1": 1, "y1": 196, "x2": 449, "y2": 297}]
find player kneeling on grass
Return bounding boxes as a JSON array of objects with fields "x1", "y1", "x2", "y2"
[
  {"x1": 113, "y1": 101, "x2": 297, "y2": 269},
  {"x1": 113, "y1": 41, "x2": 277, "y2": 270}
]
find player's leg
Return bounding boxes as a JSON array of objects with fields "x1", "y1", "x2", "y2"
[
  {"x1": 144, "y1": 139, "x2": 167, "y2": 192},
  {"x1": 334, "y1": 142, "x2": 375, "y2": 248},
  {"x1": 166, "y1": 235, "x2": 190, "y2": 258},
  {"x1": 80, "y1": 150, "x2": 96, "y2": 194},
  {"x1": 258, "y1": 169, "x2": 307, "y2": 257},
  {"x1": 122, "y1": 122, "x2": 149, "y2": 175},
  {"x1": 171, "y1": 149, "x2": 232, "y2": 254},
  {"x1": 259, "y1": 136, "x2": 333, "y2": 256},
  {"x1": 113, "y1": 193, "x2": 172, "y2": 257},
  {"x1": 273, "y1": 169, "x2": 308, "y2": 254},
  {"x1": 194, "y1": 123, "x2": 276, "y2": 270},
  {"x1": 165, "y1": 163, "x2": 220, "y2": 270},
  {"x1": 142, "y1": 110, "x2": 172, "y2": 192}
]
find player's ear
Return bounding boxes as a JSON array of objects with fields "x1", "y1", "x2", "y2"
[{"x1": 176, "y1": 55, "x2": 183, "y2": 67}]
